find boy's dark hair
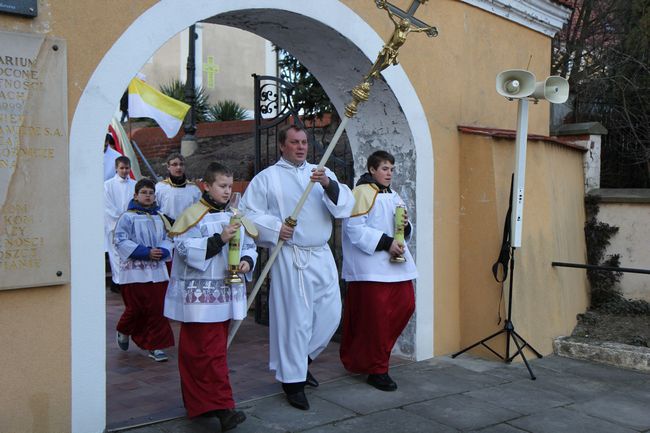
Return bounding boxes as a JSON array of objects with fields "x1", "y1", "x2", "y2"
[
  {"x1": 135, "y1": 178, "x2": 156, "y2": 194},
  {"x1": 105, "y1": 133, "x2": 115, "y2": 146},
  {"x1": 166, "y1": 152, "x2": 185, "y2": 164},
  {"x1": 278, "y1": 124, "x2": 307, "y2": 144},
  {"x1": 367, "y1": 150, "x2": 395, "y2": 171},
  {"x1": 115, "y1": 155, "x2": 131, "y2": 168},
  {"x1": 203, "y1": 162, "x2": 233, "y2": 184}
]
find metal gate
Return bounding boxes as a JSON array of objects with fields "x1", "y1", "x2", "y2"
[{"x1": 251, "y1": 73, "x2": 353, "y2": 331}]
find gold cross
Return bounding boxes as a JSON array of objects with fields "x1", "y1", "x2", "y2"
[
  {"x1": 203, "y1": 56, "x2": 220, "y2": 89},
  {"x1": 378, "y1": 0, "x2": 437, "y2": 37}
]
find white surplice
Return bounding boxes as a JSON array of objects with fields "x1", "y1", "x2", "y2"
[
  {"x1": 104, "y1": 174, "x2": 136, "y2": 282},
  {"x1": 342, "y1": 191, "x2": 418, "y2": 282},
  {"x1": 164, "y1": 211, "x2": 257, "y2": 323},
  {"x1": 155, "y1": 180, "x2": 202, "y2": 220},
  {"x1": 113, "y1": 209, "x2": 172, "y2": 284},
  {"x1": 241, "y1": 158, "x2": 354, "y2": 383},
  {"x1": 103, "y1": 147, "x2": 122, "y2": 181}
]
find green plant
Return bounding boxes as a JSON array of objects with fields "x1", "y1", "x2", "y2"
[
  {"x1": 584, "y1": 196, "x2": 650, "y2": 314},
  {"x1": 277, "y1": 48, "x2": 333, "y2": 120},
  {"x1": 209, "y1": 100, "x2": 249, "y2": 121},
  {"x1": 584, "y1": 195, "x2": 623, "y2": 309},
  {"x1": 159, "y1": 79, "x2": 211, "y2": 122}
]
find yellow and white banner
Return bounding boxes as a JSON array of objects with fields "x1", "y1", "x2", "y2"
[
  {"x1": 128, "y1": 77, "x2": 190, "y2": 138},
  {"x1": 110, "y1": 117, "x2": 142, "y2": 180}
]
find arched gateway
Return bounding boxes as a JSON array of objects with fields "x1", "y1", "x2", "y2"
[{"x1": 69, "y1": 1, "x2": 434, "y2": 431}]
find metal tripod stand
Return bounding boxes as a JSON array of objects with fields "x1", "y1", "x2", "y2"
[{"x1": 451, "y1": 246, "x2": 543, "y2": 380}]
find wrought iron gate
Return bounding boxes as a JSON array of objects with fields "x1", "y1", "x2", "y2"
[{"x1": 251, "y1": 73, "x2": 353, "y2": 332}]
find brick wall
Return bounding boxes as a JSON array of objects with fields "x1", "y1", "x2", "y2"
[{"x1": 130, "y1": 119, "x2": 256, "y2": 159}]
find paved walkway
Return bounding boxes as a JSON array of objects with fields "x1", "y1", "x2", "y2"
[
  {"x1": 107, "y1": 288, "x2": 396, "y2": 430},
  {"x1": 117, "y1": 354, "x2": 650, "y2": 433}
]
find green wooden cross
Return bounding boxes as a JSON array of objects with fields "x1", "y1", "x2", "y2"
[{"x1": 203, "y1": 56, "x2": 220, "y2": 89}]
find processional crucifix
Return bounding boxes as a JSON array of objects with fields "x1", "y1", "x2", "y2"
[{"x1": 227, "y1": 0, "x2": 438, "y2": 347}]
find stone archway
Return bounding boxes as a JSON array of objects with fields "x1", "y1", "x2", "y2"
[{"x1": 69, "y1": 2, "x2": 433, "y2": 432}]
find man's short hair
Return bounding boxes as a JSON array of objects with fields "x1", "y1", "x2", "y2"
[
  {"x1": 278, "y1": 124, "x2": 307, "y2": 145},
  {"x1": 367, "y1": 150, "x2": 395, "y2": 171},
  {"x1": 135, "y1": 178, "x2": 156, "y2": 194},
  {"x1": 166, "y1": 152, "x2": 185, "y2": 164},
  {"x1": 203, "y1": 162, "x2": 233, "y2": 184},
  {"x1": 115, "y1": 155, "x2": 131, "y2": 168},
  {"x1": 105, "y1": 133, "x2": 115, "y2": 146}
]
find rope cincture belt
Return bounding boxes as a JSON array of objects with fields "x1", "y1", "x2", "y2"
[{"x1": 289, "y1": 244, "x2": 327, "y2": 309}]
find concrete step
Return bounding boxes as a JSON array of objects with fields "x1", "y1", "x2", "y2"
[{"x1": 554, "y1": 336, "x2": 650, "y2": 373}]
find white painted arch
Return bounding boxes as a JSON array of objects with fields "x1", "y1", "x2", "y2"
[{"x1": 69, "y1": 1, "x2": 434, "y2": 432}]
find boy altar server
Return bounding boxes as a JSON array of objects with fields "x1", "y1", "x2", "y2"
[
  {"x1": 155, "y1": 153, "x2": 202, "y2": 222},
  {"x1": 114, "y1": 178, "x2": 175, "y2": 362},
  {"x1": 240, "y1": 125, "x2": 354, "y2": 410},
  {"x1": 164, "y1": 162, "x2": 257, "y2": 431},
  {"x1": 340, "y1": 150, "x2": 417, "y2": 391},
  {"x1": 105, "y1": 155, "x2": 136, "y2": 290}
]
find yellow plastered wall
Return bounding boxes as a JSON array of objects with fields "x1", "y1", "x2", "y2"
[
  {"x1": 0, "y1": 2, "x2": 157, "y2": 432},
  {"x1": 459, "y1": 133, "x2": 590, "y2": 356}
]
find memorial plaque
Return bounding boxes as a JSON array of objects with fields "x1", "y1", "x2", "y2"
[
  {"x1": 0, "y1": 1, "x2": 37, "y2": 18},
  {"x1": 0, "y1": 31, "x2": 69, "y2": 290}
]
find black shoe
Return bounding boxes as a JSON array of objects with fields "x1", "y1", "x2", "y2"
[
  {"x1": 285, "y1": 390, "x2": 310, "y2": 410},
  {"x1": 367, "y1": 373, "x2": 397, "y2": 392},
  {"x1": 213, "y1": 409, "x2": 246, "y2": 431},
  {"x1": 306, "y1": 370, "x2": 319, "y2": 388}
]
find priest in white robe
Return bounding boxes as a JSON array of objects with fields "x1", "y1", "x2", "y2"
[{"x1": 240, "y1": 125, "x2": 354, "y2": 411}]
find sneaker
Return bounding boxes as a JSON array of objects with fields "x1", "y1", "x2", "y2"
[
  {"x1": 116, "y1": 331, "x2": 129, "y2": 351},
  {"x1": 367, "y1": 373, "x2": 397, "y2": 391},
  {"x1": 148, "y1": 349, "x2": 168, "y2": 362}
]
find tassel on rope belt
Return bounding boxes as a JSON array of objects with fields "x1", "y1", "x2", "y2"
[{"x1": 286, "y1": 243, "x2": 328, "y2": 308}]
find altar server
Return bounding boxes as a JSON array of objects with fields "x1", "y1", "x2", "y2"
[
  {"x1": 114, "y1": 178, "x2": 175, "y2": 362},
  {"x1": 340, "y1": 150, "x2": 417, "y2": 391},
  {"x1": 155, "y1": 153, "x2": 202, "y2": 222},
  {"x1": 105, "y1": 155, "x2": 136, "y2": 289},
  {"x1": 164, "y1": 162, "x2": 256, "y2": 431}
]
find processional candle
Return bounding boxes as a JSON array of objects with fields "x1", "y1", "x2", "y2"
[
  {"x1": 391, "y1": 204, "x2": 406, "y2": 263},
  {"x1": 228, "y1": 214, "x2": 241, "y2": 267},
  {"x1": 226, "y1": 192, "x2": 243, "y2": 284}
]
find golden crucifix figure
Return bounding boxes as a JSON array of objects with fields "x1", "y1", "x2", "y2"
[{"x1": 364, "y1": 0, "x2": 438, "y2": 82}]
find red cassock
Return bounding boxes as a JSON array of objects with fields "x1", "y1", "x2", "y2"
[
  {"x1": 340, "y1": 280, "x2": 415, "y2": 374},
  {"x1": 117, "y1": 281, "x2": 174, "y2": 350},
  {"x1": 178, "y1": 321, "x2": 234, "y2": 417}
]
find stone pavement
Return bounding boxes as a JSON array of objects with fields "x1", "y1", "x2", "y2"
[{"x1": 117, "y1": 355, "x2": 650, "y2": 433}]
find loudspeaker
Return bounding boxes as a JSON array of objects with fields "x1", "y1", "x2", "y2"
[
  {"x1": 531, "y1": 76, "x2": 569, "y2": 103},
  {"x1": 496, "y1": 69, "x2": 535, "y2": 99}
]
